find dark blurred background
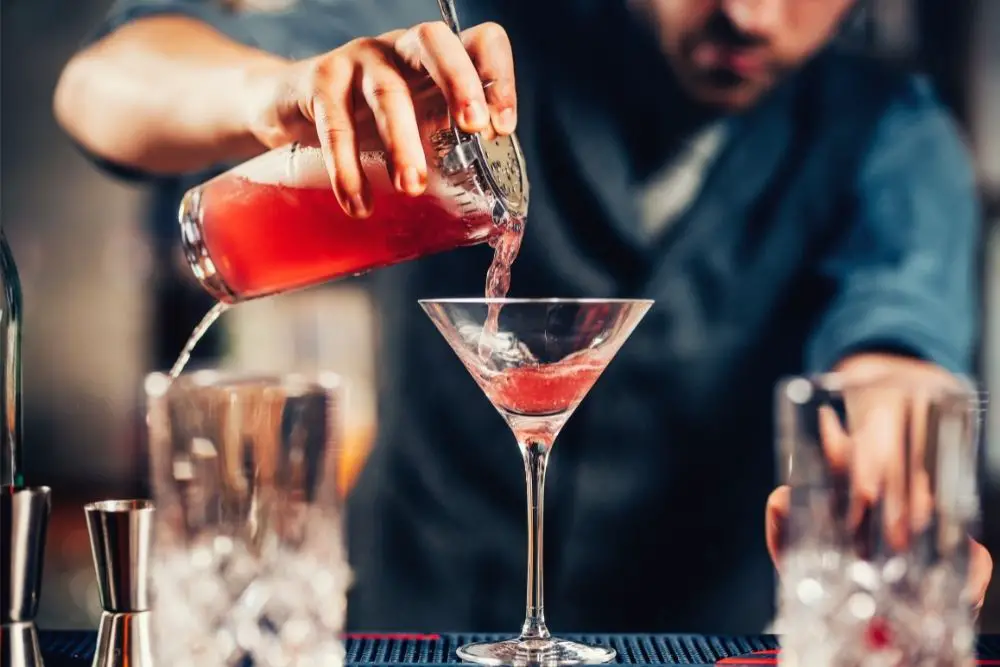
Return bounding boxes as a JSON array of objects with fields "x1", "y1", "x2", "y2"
[{"x1": 2, "y1": 0, "x2": 999, "y2": 632}]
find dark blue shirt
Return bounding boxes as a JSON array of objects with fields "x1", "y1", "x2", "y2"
[{"x1": 92, "y1": 0, "x2": 980, "y2": 634}]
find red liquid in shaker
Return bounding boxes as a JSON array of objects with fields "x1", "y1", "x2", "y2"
[
  {"x1": 171, "y1": 137, "x2": 527, "y2": 377},
  {"x1": 197, "y1": 174, "x2": 495, "y2": 302}
]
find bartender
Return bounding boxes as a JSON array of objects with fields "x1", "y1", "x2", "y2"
[{"x1": 55, "y1": 0, "x2": 991, "y2": 632}]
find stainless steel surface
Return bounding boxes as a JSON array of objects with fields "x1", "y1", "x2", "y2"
[
  {"x1": 85, "y1": 500, "x2": 155, "y2": 667},
  {"x1": 434, "y1": 0, "x2": 480, "y2": 173},
  {"x1": 478, "y1": 134, "x2": 530, "y2": 219},
  {"x1": 436, "y1": 0, "x2": 462, "y2": 34},
  {"x1": 2, "y1": 486, "x2": 51, "y2": 667},
  {"x1": 84, "y1": 500, "x2": 154, "y2": 613},
  {"x1": 92, "y1": 611, "x2": 155, "y2": 667},
  {"x1": 1, "y1": 621, "x2": 44, "y2": 667},
  {"x1": 2, "y1": 486, "x2": 51, "y2": 623},
  {"x1": 439, "y1": 138, "x2": 479, "y2": 175}
]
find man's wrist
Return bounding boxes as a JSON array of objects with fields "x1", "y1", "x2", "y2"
[
  {"x1": 190, "y1": 54, "x2": 291, "y2": 167},
  {"x1": 234, "y1": 56, "x2": 299, "y2": 154},
  {"x1": 833, "y1": 352, "x2": 960, "y2": 387}
]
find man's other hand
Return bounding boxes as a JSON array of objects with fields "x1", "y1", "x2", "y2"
[{"x1": 764, "y1": 353, "x2": 993, "y2": 615}]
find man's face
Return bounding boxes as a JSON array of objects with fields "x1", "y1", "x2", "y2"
[{"x1": 639, "y1": 0, "x2": 856, "y2": 110}]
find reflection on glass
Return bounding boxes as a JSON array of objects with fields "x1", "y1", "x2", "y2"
[
  {"x1": 1, "y1": 228, "x2": 23, "y2": 489},
  {"x1": 145, "y1": 371, "x2": 350, "y2": 666}
]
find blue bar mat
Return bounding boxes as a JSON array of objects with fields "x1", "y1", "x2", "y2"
[
  {"x1": 40, "y1": 631, "x2": 772, "y2": 665},
  {"x1": 35, "y1": 631, "x2": 1000, "y2": 665}
]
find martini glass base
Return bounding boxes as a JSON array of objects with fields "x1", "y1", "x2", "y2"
[{"x1": 456, "y1": 637, "x2": 616, "y2": 665}]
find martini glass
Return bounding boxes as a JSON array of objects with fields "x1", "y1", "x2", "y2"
[{"x1": 420, "y1": 298, "x2": 653, "y2": 666}]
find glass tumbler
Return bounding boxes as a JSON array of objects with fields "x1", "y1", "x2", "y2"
[
  {"x1": 144, "y1": 371, "x2": 350, "y2": 667},
  {"x1": 775, "y1": 373, "x2": 985, "y2": 667}
]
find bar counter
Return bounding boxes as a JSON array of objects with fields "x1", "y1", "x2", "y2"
[{"x1": 34, "y1": 630, "x2": 1000, "y2": 665}]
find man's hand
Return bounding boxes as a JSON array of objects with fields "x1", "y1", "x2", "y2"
[
  {"x1": 56, "y1": 16, "x2": 515, "y2": 194},
  {"x1": 764, "y1": 353, "x2": 993, "y2": 614},
  {"x1": 244, "y1": 21, "x2": 517, "y2": 218}
]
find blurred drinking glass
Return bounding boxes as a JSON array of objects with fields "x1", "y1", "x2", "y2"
[
  {"x1": 144, "y1": 371, "x2": 350, "y2": 667},
  {"x1": 775, "y1": 373, "x2": 985, "y2": 667}
]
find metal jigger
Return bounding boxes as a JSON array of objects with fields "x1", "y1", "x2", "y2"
[
  {"x1": 1, "y1": 485, "x2": 52, "y2": 667},
  {"x1": 84, "y1": 500, "x2": 155, "y2": 667}
]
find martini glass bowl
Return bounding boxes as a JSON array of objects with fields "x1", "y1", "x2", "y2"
[{"x1": 420, "y1": 298, "x2": 653, "y2": 666}]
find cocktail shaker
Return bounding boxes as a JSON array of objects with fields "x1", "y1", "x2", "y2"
[{"x1": 177, "y1": 52, "x2": 528, "y2": 304}]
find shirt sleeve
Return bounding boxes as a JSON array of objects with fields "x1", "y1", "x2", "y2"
[
  {"x1": 79, "y1": 1, "x2": 438, "y2": 181},
  {"x1": 90, "y1": 0, "x2": 380, "y2": 61},
  {"x1": 805, "y1": 77, "x2": 981, "y2": 375},
  {"x1": 92, "y1": 0, "x2": 445, "y2": 61}
]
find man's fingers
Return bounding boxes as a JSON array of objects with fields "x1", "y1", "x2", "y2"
[
  {"x1": 291, "y1": 20, "x2": 517, "y2": 210},
  {"x1": 969, "y1": 537, "x2": 994, "y2": 614},
  {"x1": 843, "y1": 387, "x2": 911, "y2": 550},
  {"x1": 395, "y1": 21, "x2": 491, "y2": 134},
  {"x1": 767, "y1": 483, "x2": 992, "y2": 618},
  {"x1": 314, "y1": 107, "x2": 370, "y2": 218},
  {"x1": 356, "y1": 42, "x2": 427, "y2": 196},
  {"x1": 817, "y1": 404, "x2": 851, "y2": 472},
  {"x1": 462, "y1": 22, "x2": 517, "y2": 134},
  {"x1": 765, "y1": 485, "x2": 790, "y2": 569},
  {"x1": 845, "y1": 375, "x2": 955, "y2": 552},
  {"x1": 767, "y1": 484, "x2": 992, "y2": 616},
  {"x1": 307, "y1": 54, "x2": 371, "y2": 218}
]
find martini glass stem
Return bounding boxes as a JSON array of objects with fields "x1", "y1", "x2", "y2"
[{"x1": 519, "y1": 438, "x2": 551, "y2": 641}]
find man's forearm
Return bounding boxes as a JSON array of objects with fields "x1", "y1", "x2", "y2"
[{"x1": 54, "y1": 16, "x2": 289, "y2": 174}]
